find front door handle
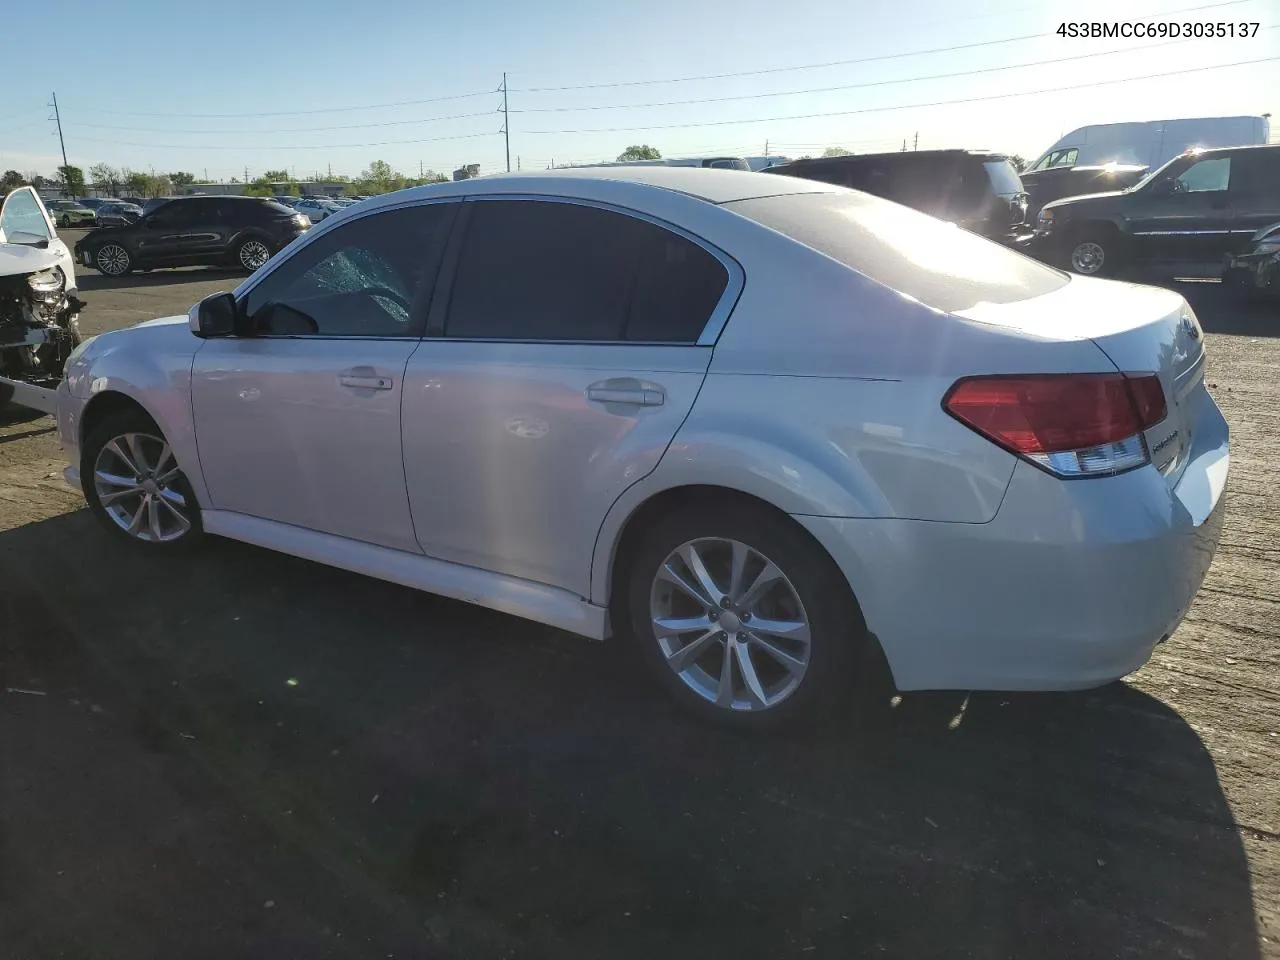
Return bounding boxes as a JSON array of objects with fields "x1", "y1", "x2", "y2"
[
  {"x1": 586, "y1": 381, "x2": 665, "y2": 406},
  {"x1": 339, "y1": 369, "x2": 393, "y2": 390}
]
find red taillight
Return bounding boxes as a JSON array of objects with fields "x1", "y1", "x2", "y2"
[{"x1": 943, "y1": 373, "x2": 1167, "y2": 477}]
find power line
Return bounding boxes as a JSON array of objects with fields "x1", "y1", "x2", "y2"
[
  {"x1": 70, "y1": 130, "x2": 501, "y2": 151},
  {"x1": 510, "y1": 0, "x2": 1251, "y2": 92},
  {"x1": 511, "y1": 32, "x2": 1266, "y2": 115},
  {"x1": 75, "y1": 110, "x2": 499, "y2": 135},
  {"x1": 80, "y1": 88, "x2": 497, "y2": 119},
  {"x1": 517, "y1": 55, "x2": 1280, "y2": 136}
]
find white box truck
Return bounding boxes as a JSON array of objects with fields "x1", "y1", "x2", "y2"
[{"x1": 1027, "y1": 115, "x2": 1270, "y2": 173}]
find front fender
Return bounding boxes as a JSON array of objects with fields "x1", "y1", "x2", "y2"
[{"x1": 70, "y1": 327, "x2": 207, "y2": 508}]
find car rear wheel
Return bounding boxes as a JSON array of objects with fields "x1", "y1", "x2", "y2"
[
  {"x1": 59, "y1": 214, "x2": 71, "y2": 227},
  {"x1": 82, "y1": 410, "x2": 203, "y2": 551},
  {"x1": 626, "y1": 500, "x2": 878, "y2": 730},
  {"x1": 236, "y1": 237, "x2": 271, "y2": 272},
  {"x1": 95, "y1": 243, "x2": 132, "y2": 276}
]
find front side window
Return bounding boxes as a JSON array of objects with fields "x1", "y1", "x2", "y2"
[
  {"x1": 0, "y1": 188, "x2": 52, "y2": 241},
  {"x1": 242, "y1": 202, "x2": 456, "y2": 337},
  {"x1": 1032, "y1": 148, "x2": 1079, "y2": 172},
  {"x1": 445, "y1": 200, "x2": 729, "y2": 343},
  {"x1": 1175, "y1": 157, "x2": 1231, "y2": 193}
]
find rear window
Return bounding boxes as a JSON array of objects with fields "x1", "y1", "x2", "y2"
[
  {"x1": 707, "y1": 158, "x2": 750, "y2": 171},
  {"x1": 726, "y1": 191, "x2": 1069, "y2": 313},
  {"x1": 259, "y1": 200, "x2": 299, "y2": 216},
  {"x1": 984, "y1": 160, "x2": 1024, "y2": 197}
]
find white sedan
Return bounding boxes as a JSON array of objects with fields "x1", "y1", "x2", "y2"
[
  {"x1": 292, "y1": 197, "x2": 343, "y2": 223},
  {"x1": 55, "y1": 168, "x2": 1228, "y2": 730}
]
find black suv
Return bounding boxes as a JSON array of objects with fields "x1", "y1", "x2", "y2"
[
  {"x1": 1034, "y1": 144, "x2": 1280, "y2": 276},
  {"x1": 75, "y1": 195, "x2": 309, "y2": 277},
  {"x1": 763, "y1": 150, "x2": 1031, "y2": 244}
]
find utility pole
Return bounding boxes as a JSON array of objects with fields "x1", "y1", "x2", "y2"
[
  {"x1": 764, "y1": 138, "x2": 769, "y2": 158},
  {"x1": 244, "y1": 165, "x2": 249, "y2": 183},
  {"x1": 501, "y1": 72, "x2": 511, "y2": 173},
  {"x1": 901, "y1": 139, "x2": 907, "y2": 152},
  {"x1": 49, "y1": 92, "x2": 69, "y2": 172},
  {"x1": 517, "y1": 155, "x2": 521, "y2": 171},
  {"x1": 419, "y1": 160, "x2": 424, "y2": 178},
  {"x1": 913, "y1": 131, "x2": 919, "y2": 151},
  {"x1": 327, "y1": 162, "x2": 332, "y2": 180}
]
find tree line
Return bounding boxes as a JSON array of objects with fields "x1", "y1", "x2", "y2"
[{"x1": 1, "y1": 159, "x2": 452, "y2": 199}]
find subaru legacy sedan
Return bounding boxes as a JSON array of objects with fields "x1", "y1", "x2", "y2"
[{"x1": 54, "y1": 168, "x2": 1228, "y2": 731}]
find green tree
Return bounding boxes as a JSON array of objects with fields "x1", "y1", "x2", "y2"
[
  {"x1": 168, "y1": 171, "x2": 196, "y2": 187},
  {"x1": 1, "y1": 170, "x2": 26, "y2": 192},
  {"x1": 124, "y1": 171, "x2": 150, "y2": 195},
  {"x1": 353, "y1": 159, "x2": 403, "y2": 195},
  {"x1": 244, "y1": 176, "x2": 276, "y2": 197},
  {"x1": 57, "y1": 164, "x2": 86, "y2": 197},
  {"x1": 822, "y1": 146, "x2": 852, "y2": 158},
  {"x1": 262, "y1": 169, "x2": 291, "y2": 182},
  {"x1": 617, "y1": 144, "x2": 661, "y2": 162},
  {"x1": 1008, "y1": 154, "x2": 1027, "y2": 172},
  {"x1": 89, "y1": 163, "x2": 122, "y2": 194}
]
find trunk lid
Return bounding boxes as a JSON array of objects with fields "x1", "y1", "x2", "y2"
[{"x1": 952, "y1": 275, "x2": 1203, "y2": 483}]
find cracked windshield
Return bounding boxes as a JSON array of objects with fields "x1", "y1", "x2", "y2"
[{"x1": 1, "y1": 0, "x2": 1276, "y2": 957}]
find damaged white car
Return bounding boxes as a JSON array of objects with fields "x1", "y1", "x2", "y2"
[{"x1": 0, "y1": 186, "x2": 85, "y2": 412}]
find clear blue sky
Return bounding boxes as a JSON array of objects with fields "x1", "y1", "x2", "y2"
[{"x1": 2, "y1": 0, "x2": 1275, "y2": 181}]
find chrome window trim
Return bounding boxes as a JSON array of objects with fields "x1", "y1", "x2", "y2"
[{"x1": 440, "y1": 193, "x2": 745, "y2": 347}]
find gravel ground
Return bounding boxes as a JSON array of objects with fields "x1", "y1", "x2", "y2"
[{"x1": 0, "y1": 242, "x2": 1277, "y2": 959}]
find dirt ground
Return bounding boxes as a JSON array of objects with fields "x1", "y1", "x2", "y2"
[{"x1": 1, "y1": 240, "x2": 1277, "y2": 959}]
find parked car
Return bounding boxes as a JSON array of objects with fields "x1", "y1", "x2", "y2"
[
  {"x1": 1034, "y1": 144, "x2": 1280, "y2": 276},
  {"x1": 568, "y1": 157, "x2": 751, "y2": 171},
  {"x1": 74, "y1": 195, "x2": 308, "y2": 276},
  {"x1": 764, "y1": 150, "x2": 1032, "y2": 244},
  {"x1": 293, "y1": 197, "x2": 343, "y2": 222},
  {"x1": 1223, "y1": 220, "x2": 1280, "y2": 297},
  {"x1": 77, "y1": 197, "x2": 111, "y2": 212},
  {"x1": 1020, "y1": 163, "x2": 1149, "y2": 220},
  {"x1": 94, "y1": 202, "x2": 143, "y2": 227},
  {"x1": 55, "y1": 167, "x2": 1227, "y2": 731},
  {"x1": 120, "y1": 196, "x2": 147, "y2": 209},
  {"x1": 1027, "y1": 115, "x2": 1270, "y2": 173},
  {"x1": 142, "y1": 197, "x2": 173, "y2": 216},
  {"x1": 45, "y1": 199, "x2": 97, "y2": 227}
]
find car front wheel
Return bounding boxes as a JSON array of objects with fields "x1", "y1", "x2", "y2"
[
  {"x1": 236, "y1": 237, "x2": 271, "y2": 272},
  {"x1": 626, "y1": 500, "x2": 874, "y2": 730},
  {"x1": 1066, "y1": 229, "x2": 1124, "y2": 276},
  {"x1": 82, "y1": 409, "x2": 203, "y2": 550}
]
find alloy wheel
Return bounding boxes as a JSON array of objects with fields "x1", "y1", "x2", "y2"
[
  {"x1": 1071, "y1": 241, "x2": 1105, "y2": 275},
  {"x1": 92, "y1": 432, "x2": 192, "y2": 543},
  {"x1": 96, "y1": 243, "x2": 130, "y2": 276},
  {"x1": 238, "y1": 239, "x2": 270, "y2": 271},
  {"x1": 649, "y1": 537, "x2": 811, "y2": 712}
]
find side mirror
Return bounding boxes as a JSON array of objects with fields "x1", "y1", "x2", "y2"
[{"x1": 189, "y1": 292, "x2": 240, "y2": 338}]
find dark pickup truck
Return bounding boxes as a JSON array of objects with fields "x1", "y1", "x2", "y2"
[{"x1": 1033, "y1": 144, "x2": 1280, "y2": 277}]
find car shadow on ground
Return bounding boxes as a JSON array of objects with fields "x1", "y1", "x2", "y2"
[
  {"x1": 0, "y1": 511, "x2": 1262, "y2": 960},
  {"x1": 76, "y1": 268, "x2": 246, "y2": 294},
  {"x1": 1119, "y1": 273, "x2": 1278, "y2": 338}
]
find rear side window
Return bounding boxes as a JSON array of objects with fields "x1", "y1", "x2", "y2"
[
  {"x1": 446, "y1": 200, "x2": 729, "y2": 342},
  {"x1": 727, "y1": 191, "x2": 1069, "y2": 313},
  {"x1": 983, "y1": 160, "x2": 1024, "y2": 197},
  {"x1": 1231, "y1": 151, "x2": 1280, "y2": 198}
]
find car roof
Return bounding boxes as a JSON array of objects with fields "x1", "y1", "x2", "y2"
[
  {"x1": 1184, "y1": 143, "x2": 1280, "y2": 158},
  {"x1": 355, "y1": 167, "x2": 838, "y2": 214}
]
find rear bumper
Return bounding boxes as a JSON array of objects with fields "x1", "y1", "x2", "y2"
[{"x1": 797, "y1": 389, "x2": 1229, "y2": 692}]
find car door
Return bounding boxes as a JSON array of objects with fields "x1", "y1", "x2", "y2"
[
  {"x1": 134, "y1": 199, "x2": 200, "y2": 263},
  {"x1": 1226, "y1": 150, "x2": 1280, "y2": 255},
  {"x1": 168, "y1": 197, "x2": 231, "y2": 263},
  {"x1": 1128, "y1": 154, "x2": 1235, "y2": 263},
  {"x1": 189, "y1": 200, "x2": 458, "y2": 552},
  {"x1": 401, "y1": 197, "x2": 739, "y2": 596},
  {"x1": 0, "y1": 186, "x2": 75, "y2": 285}
]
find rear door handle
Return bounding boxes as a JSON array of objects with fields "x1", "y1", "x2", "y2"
[{"x1": 586, "y1": 382, "x2": 665, "y2": 406}]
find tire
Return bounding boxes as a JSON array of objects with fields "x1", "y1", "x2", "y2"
[
  {"x1": 81, "y1": 409, "x2": 203, "y2": 551},
  {"x1": 94, "y1": 242, "x2": 132, "y2": 277},
  {"x1": 625, "y1": 499, "x2": 881, "y2": 731},
  {"x1": 59, "y1": 215, "x2": 70, "y2": 227},
  {"x1": 235, "y1": 236, "x2": 272, "y2": 273},
  {"x1": 1065, "y1": 228, "x2": 1122, "y2": 277}
]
